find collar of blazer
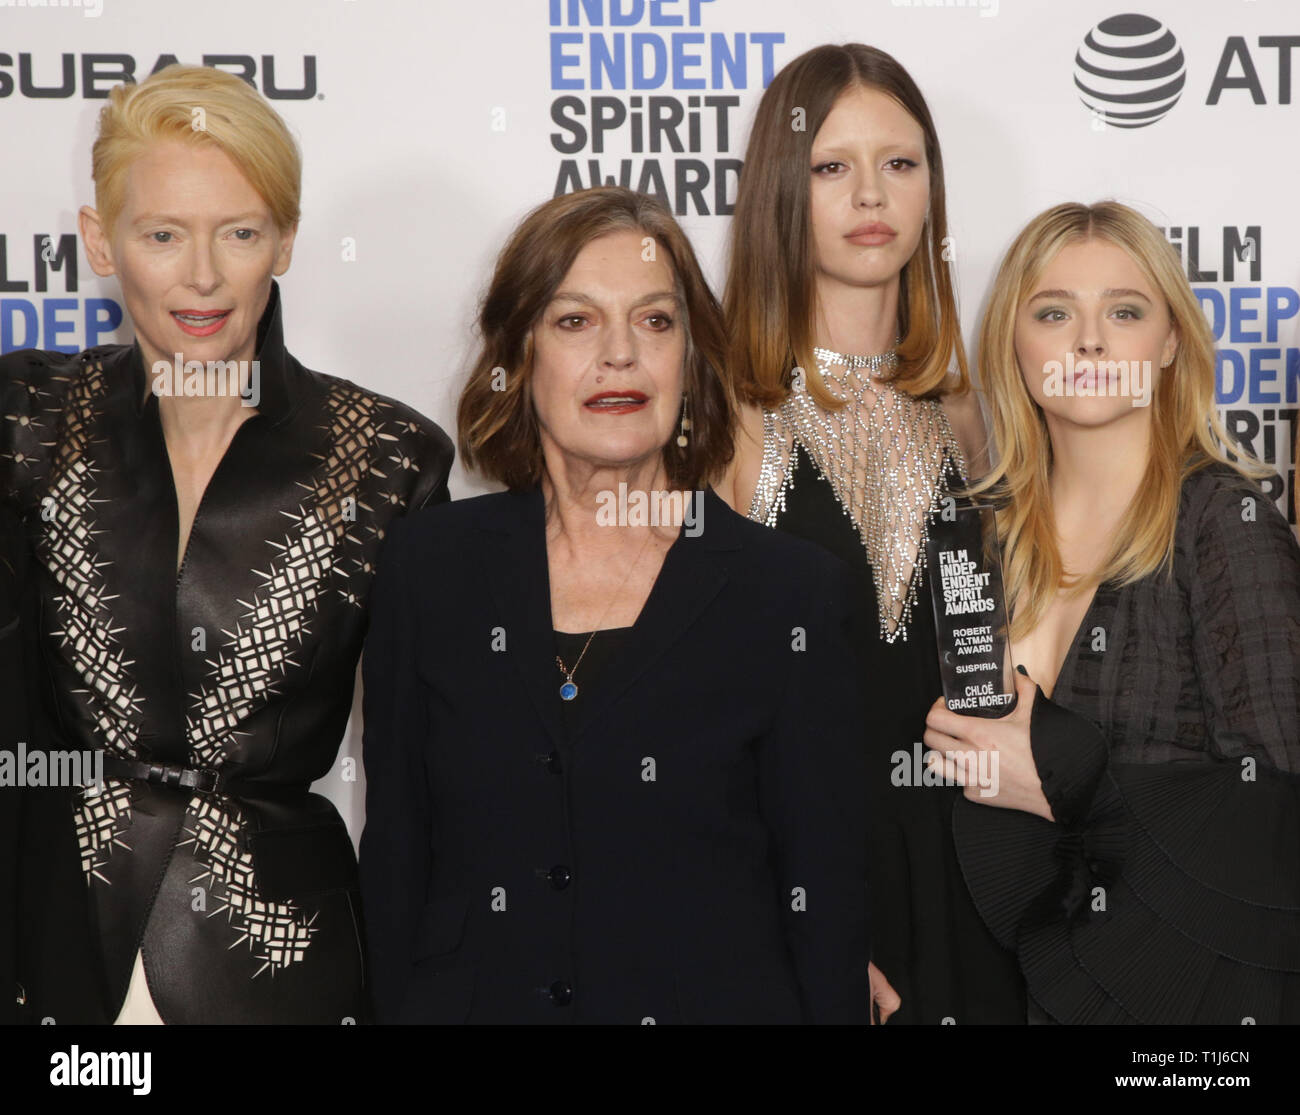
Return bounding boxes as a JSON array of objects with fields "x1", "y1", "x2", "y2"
[
  {"x1": 475, "y1": 484, "x2": 743, "y2": 747},
  {"x1": 113, "y1": 279, "x2": 300, "y2": 428}
]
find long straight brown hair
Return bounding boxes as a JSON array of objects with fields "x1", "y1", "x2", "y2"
[{"x1": 724, "y1": 43, "x2": 969, "y2": 410}]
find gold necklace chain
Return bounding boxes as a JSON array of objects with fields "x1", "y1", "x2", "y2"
[{"x1": 554, "y1": 526, "x2": 656, "y2": 701}]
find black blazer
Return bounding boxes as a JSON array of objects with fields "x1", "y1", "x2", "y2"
[{"x1": 359, "y1": 485, "x2": 872, "y2": 1024}]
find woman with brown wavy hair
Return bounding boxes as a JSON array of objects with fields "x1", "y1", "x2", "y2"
[
  {"x1": 720, "y1": 43, "x2": 1024, "y2": 1024},
  {"x1": 359, "y1": 186, "x2": 872, "y2": 1024}
]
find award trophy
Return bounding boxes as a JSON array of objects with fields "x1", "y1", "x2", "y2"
[{"x1": 925, "y1": 496, "x2": 1017, "y2": 718}]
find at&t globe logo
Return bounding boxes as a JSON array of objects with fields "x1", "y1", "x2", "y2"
[{"x1": 1074, "y1": 13, "x2": 1186, "y2": 128}]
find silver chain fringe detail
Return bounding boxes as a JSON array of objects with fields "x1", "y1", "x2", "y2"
[{"x1": 748, "y1": 350, "x2": 968, "y2": 643}]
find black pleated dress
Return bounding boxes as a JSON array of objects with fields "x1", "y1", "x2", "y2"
[{"x1": 952, "y1": 463, "x2": 1300, "y2": 1024}]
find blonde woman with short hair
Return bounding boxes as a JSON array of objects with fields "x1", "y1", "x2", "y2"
[{"x1": 0, "y1": 64, "x2": 453, "y2": 1024}]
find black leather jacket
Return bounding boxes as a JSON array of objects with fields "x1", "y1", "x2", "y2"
[{"x1": 0, "y1": 282, "x2": 453, "y2": 1023}]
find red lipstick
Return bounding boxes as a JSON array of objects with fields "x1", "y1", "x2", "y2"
[
  {"x1": 584, "y1": 390, "x2": 648, "y2": 415},
  {"x1": 171, "y1": 309, "x2": 232, "y2": 337}
]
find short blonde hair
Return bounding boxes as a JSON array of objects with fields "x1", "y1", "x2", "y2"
[
  {"x1": 972, "y1": 200, "x2": 1266, "y2": 639},
  {"x1": 91, "y1": 64, "x2": 301, "y2": 234}
]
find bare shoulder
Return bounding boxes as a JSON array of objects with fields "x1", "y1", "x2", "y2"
[
  {"x1": 718, "y1": 400, "x2": 766, "y2": 515},
  {"x1": 939, "y1": 384, "x2": 990, "y2": 480}
]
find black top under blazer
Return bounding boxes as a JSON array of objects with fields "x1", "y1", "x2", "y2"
[{"x1": 359, "y1": 485, "x2": 872, "y2": 1024}]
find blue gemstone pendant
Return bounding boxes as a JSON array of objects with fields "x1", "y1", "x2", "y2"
[{"x1": 559, "y1": 681, "x2": 578, "y2": 701}]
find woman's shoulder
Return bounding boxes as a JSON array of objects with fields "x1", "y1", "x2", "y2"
[
  {"x1": 716, "y1": 399, "x2": 768, "y2": 514},
  {"x1": 937, "y1": 382, "x2": 989, "y2": 478},
  {"x1": 0, "y1": 345, "x2": 79, "y2": 375},
  {"x1": 313, "y1": 370, "x2": 453, "y2": 457},
  {"x1": 0, "y1": 347, "x2": 130, "y2": 460},
  {"x1": 1173, "y1": 459, "x2": 1299, "y2": 600},
  {"x1": 1179, "y1": 456, "x2": 1264, "y2": 500},
  {"x1": 393, "y1": 488, "x2": 528, "y2": 546},
  {"x1": 1178, "y1": 459, "x2": 1294, "y2": 547},
  {"x1": 0, "y1": 343, "x2": 124, "y2": 390}
]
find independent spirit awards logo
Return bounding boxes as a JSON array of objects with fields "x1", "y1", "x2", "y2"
[{"x1": 1074, "y1": 13, "x2": 1186, "y2": 129}]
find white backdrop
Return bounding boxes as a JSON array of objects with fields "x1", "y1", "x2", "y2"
[{"x1": 2, "y1": 0, "x2": 1296, "y2": 838}]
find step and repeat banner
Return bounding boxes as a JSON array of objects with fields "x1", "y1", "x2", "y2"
[{"x1": 2, "y1": 0, "x2": 1296, "y2": 833}]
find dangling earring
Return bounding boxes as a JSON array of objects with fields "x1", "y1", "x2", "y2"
[{"x1": 676, "y1": 394, "x2": 691, "y2": 448}]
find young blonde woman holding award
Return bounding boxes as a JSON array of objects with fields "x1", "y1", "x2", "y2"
[{"x1": 929, "y1": 201, "x2": 1300, "y2": 1024}]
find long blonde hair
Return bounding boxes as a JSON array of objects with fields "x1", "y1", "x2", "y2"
[{"x1": 972, "y1": 201, "x2": 1266, "y2": 640}]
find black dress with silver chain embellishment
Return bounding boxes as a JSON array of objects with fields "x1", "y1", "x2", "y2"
[{"x1": 749, "y1": 369, "x2": 1027, "y2": 1025}]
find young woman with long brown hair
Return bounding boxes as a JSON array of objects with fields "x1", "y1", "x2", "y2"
[{"x1": 720, "y1": 43, "x2": 1025, "y2": 1024}]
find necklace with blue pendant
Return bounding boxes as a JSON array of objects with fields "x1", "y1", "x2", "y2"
[
  {"x1": 555, "y1": 630, "x2": 598, "y2": 701},
  {"x1": 553, "y1": 527, "x2": 656, "y2": 701}
]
